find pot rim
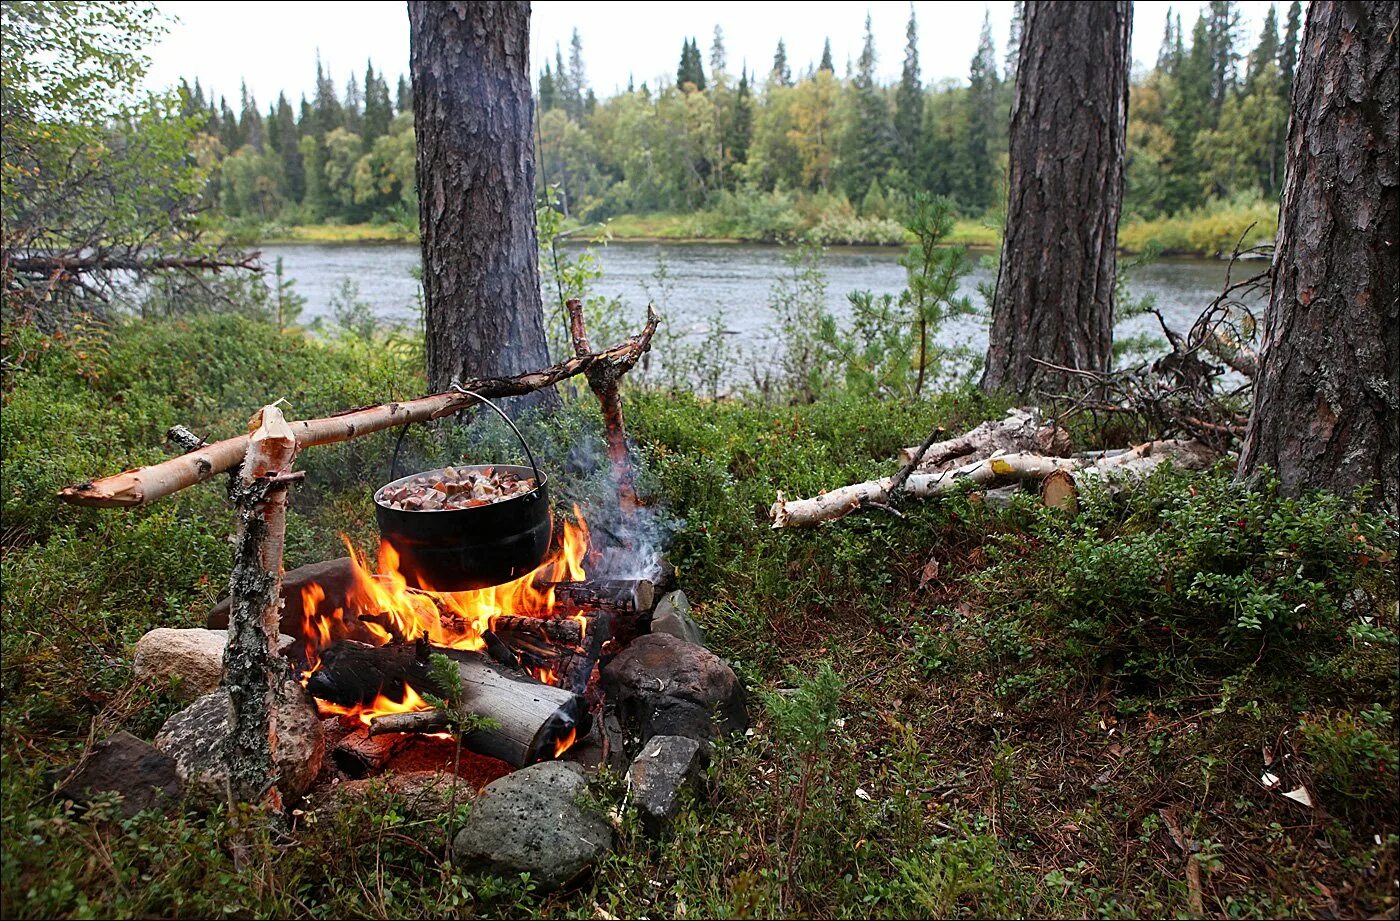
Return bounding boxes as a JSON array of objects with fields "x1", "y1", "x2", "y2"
[{"x1": 373, "y1": 463, "x2": 548, "y2": 514}]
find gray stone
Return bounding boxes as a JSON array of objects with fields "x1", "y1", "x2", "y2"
[
  {"x1": 452, "y1": 761, "x2": 612, "y2": 892},
  {"x1": 56, "y1": 731, "x2": 182, "y2": 818},
  {"x1": 134, "y1": 628, "x2": 296, "y2": 702},
  {"x1": 154, "y1": 675, "x2": 324, "y2": 803},
  {"x1": 602, "y1": 634, "x2": 747, "y2": 747},
  {"x1": 626, "y1": 735, "x2": 709, "y2": 836},
  {"x1": 650, "y1": 590, "x2": 706, "y2": 647}
]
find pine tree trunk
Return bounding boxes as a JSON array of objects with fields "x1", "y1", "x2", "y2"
[
  {"x1": 981, "y1": 1, "x2": 1132, "y2": 396},
  {"x1": 409, "y1": 1, "x2": 558, "y2": 413},
  {"x1": 1238, "y1": 1, "x2": 1399, "y2": 511}
]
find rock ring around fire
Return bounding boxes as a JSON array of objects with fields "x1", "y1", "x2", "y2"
[{"x1": 452, "y1": 761, "x2": 613, "y2": 892}]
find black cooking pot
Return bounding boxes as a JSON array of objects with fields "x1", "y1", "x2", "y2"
[{"x1": 373, "y1": 390, "x2": 552, "y2": 592}]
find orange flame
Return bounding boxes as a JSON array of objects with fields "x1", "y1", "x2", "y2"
[
  {"x1": 299, "y1": 507, "x2": 591, "y2": 720},
  {"x1": 553, "y1": 727, "x2": 578, "y2": 758},
  {"x1": 318, "y1": 683, "x2": 431, "y2": 726}
]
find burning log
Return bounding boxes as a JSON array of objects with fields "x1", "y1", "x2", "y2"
[
  {"x1": 306, "y1": 641, "x2": 588, "y2": 768},
  {"x1": 333, "y1": 726, "x2": 411, "y2": 778},
  {"x1": 546, "y1": 577, "x2": 655, "y2": 614},
  {"x1": 57, "y1": 309, "x2": 659, "y2": 509},
  {"x1": 770, "y1": 440, "x2": 1219, "y2": 528},
  {"x1": 367, "y1": 710, "x2": 452, "y2": 738}
]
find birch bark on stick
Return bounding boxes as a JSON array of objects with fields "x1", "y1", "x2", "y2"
[
  {"x1": 222, "y1": 405, "x2": 298, "y2": 806},
  {"x1": 58, "y1": 315, "x2": 658, "y2": 509}
]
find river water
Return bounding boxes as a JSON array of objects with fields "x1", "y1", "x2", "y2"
[{"x1": 257, "y1": 240, "x2": 1259, "y2": 386}]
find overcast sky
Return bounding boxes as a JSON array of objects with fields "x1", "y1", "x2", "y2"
[{"x1": 144, "y1": 1, "x2": 1278, "y2": 106}]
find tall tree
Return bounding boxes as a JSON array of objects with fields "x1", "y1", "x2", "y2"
[
  {"x1": 710, "y1": 25, "x2": 727, "y2": 79},
  {"x1": 361, "y1": 60, "x2": 392, "y2": 150},
  {"x1": 1205, "y1": 1, "x2": 1241, "y2": 114},
  {"x1": 342, "y1": 70, "x2": 363, "y2": 135},
  {"x1": 1005, "y1": 0, "x2": 1024, "y2": 84},
  {"x1": 396, "y1": 74, "x2": 411, "y2": 113},
  {"x1": 894, "y1": 4, "x2": 923, "y2": 163},
  {"x1": 840, "y1": 13, "x2": 895, "y2": 197},
  {"x1": 238, "y1": 82, "x2": 263, "y2": 151},
  {"x1": 982, "y1": 1, "x2": 1132, "y2": 395},
  {"x1": 729, "y1": 67, "x2": 753, "y2": 164},
  {"x1": 313, "y1": 56, "x2": 343, "y2": 133},
  {"x1": 538, "y1": 62, "x2": 558, "y2": 111},
  {"x1": 272, "y1": 93, "x2": 304, "y2": 204},
  {"x1": 818, "y1": 38, "x2": 834, "y2": 74},
  {"x1": 771, "y1": 39, "x2": 792, "y2": 87},
  {"x1": 408, "y1": 1, "x2": 556, "y2": 410},
  {"x1": 566, "y1": 28, "x2": 588, "y2": 117},
  {"x1": 1278, "y1": 0, "x2": 1301, "y2": 93},
  {"x1": 961, "y1": 12, "x2": 1001, "y2": 210},
  {"x1": 1238, "y1": 1, "x2": 1398, "y2": 511}
]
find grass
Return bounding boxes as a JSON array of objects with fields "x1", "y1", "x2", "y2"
[{"x1": 2, "y1": 314, "x2": 1395, "y2": 919}]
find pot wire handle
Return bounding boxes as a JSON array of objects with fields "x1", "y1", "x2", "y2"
[{"x1": 447, "y1": 384, "x2": 545, "y2": 491}]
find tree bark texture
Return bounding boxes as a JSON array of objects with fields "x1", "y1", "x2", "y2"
[
  {"x1": 409, "y1": 1, "x2": 558, "y2": 414},
  {"x1": 981, "y1": 1, "x2": 1132, "y2": 396},
  {"x1": 1238, "y1": 1, "x2": 1399, "y2": 511}
]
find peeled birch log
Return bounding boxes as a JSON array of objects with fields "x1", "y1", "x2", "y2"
[
  {"x1": 58, "y1": 309, "x2": 659, "y2": 508},
  {"x1": 771, "y1": 452, "x2": 1079, "y2": 528},
  {"x1": 896, "y1": 409, "x2": 1070, "y2": 471},
  {"x1": 1040, "y1": 439, "x2": 1219, "y2": 511},
  {"x1": 773, "y1": 439, "x2": 1219, "y2": 529}
]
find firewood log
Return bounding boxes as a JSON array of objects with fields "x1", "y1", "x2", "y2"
[{"x1": 895, "y1": 410, "x2": 1070, "y2": 471}]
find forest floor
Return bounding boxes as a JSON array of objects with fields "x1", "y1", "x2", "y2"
[
  {"x1": 2, "y1": 315, "x2": 1395, "y2": 919},
  {"x1": 257, "y1": 198, "x2": 1278, "y2": 258}
]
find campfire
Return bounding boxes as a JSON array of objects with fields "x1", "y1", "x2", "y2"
[{"x1": 285, "y1": 505, "x2": 666, "y2": 778}]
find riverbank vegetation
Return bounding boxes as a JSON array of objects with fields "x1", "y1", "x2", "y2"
[{"x1": 192, "y1": 5, "x2": 1293, "y2": 256}]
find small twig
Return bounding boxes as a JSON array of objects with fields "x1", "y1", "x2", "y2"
[{"x1": 889, "y1": 426, "x2": 946, "y2": 498}]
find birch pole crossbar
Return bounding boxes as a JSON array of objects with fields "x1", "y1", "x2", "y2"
[{"x1": 57, "y1": 313, "x2": 660, "y2": 509}]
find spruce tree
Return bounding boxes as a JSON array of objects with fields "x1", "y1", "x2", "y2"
[
  {"x1": 961, "y1": 12, "x2": 1000, "y2": 210},
  {"x1": 274, "y1": 93, "x2": 305, "y2": 203},
  {"x1": 1005, "y1": 1, "x2": 1024, "y2": 84},
  {"x1": 567, "y1": 28, "x2": 587, "y2": 116},
  {"x1": 710, "y1": 25, "x2": 727, "y2": 79},
  {"x1": 363, "y1": 61, "x2": 392, "y2": 149},
  {"x1": 396, "y1": 74, "x2": 412, "y2": 113},
  {"x1": 840, "y1": 14, "x2": 896, "y2": 198},
  {"x1": 1279, "y1": 0, "x2": 1301, "y2": 94},
  {"x1": 1247, "y1": 6, "x2": 1279, "y2": 90},
  {"x1": 538, "y1": 62, "x2": 558, "y2": 111},
  {"x1": 895, "y1": 4, "x2": 923, "y2": 163},
  {"x1": 314, "y1": 57, "x2": 343, "y2": 133},
  {"x1": 343, "y1": 71, "x2": 363, "y2": 135},
  {"x1": 1205, "y1": 1, "x2": 1241, "y2": 113},
  {"x1": 818, "y1": 38, "x2": 834, "y2": 74},
  {"x1": 553, "y1": 46, "x2": 572, "y2": 113},
  {"x1": 772, "y1": 39, "x2": 792, "y2": 87},
  {"x1": 218, "y1": 96, "x2": 242, "y2": 151},
  {"x1": 238, "y1": 82, "x2": 263, "y2": 151},
  {"x1": 1157, "y1": 9, "x2": 1178, "y2": 72},
  {"x1": 730, "y1": 67, "x2": 753, "y2": 163}
]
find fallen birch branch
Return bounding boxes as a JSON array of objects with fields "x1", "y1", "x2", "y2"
[
  {"x1": 771, "y1": 439, "x2": 1218, "y2": 529},
  {"x1": 895, "y1": 409, "x2": 1069, "y2": 471}
]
